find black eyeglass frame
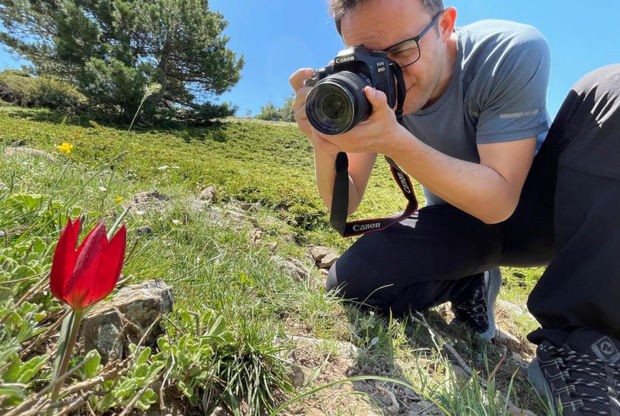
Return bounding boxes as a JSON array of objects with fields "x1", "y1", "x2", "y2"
[{"x1": 382, "y1": 10, "x2": 444, "y2": 68}]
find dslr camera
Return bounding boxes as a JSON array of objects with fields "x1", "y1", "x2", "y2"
[{"x1": 305, "y1": 45, "x2": 401, "y2": 135}]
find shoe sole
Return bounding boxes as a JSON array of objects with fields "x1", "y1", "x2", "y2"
[
  {"x1": 527, "y1": 358, "x2": 551, "y2": 396},
  {"x1": 479, "y1": 267, "x2": 501, "y2": 340},
  {"x1": 526, "y1": 358, "x2": 557, "y2": 408}
]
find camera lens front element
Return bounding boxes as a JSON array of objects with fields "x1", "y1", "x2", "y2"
[
  {"x1": 305, "y1": 71, "x2": 372, "y2": 135},
  {"x1": 320, "y1": 90, "x2": 349, "y2": 122}
]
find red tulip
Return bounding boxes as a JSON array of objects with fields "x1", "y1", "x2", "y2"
[{"x1": 50, "y1": 217, "x2": 126, "y2": 311}]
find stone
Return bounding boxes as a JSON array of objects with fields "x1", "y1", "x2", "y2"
[
  {"x1": 309, "y1": 246, "x2": 340, "y2": 269},
  {"x1": 128, "y1": 190, "x2": 171, "y2": 215},
  {"x1": 3, "y1": 146, "x2": 55, "y2": 160},
  {"x1": 80, "y1": 280, "x2": 174, "y2": 362},
  {"x1": 271, "y1": 255, "x2": 311, "y2": 280},
  {"x1": 136, "y1": 226, "x2": 153, "y2": 236},
  {"x1": 199, "y1": 186, "x2": 217, "y2": 203}
]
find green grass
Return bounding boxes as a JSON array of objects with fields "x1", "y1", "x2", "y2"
[{"x1": 0, "y1": 104, "x2": 551, "y2": 415}]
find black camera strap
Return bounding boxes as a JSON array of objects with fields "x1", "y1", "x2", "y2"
[{"x1": 329, "y1": 63, "x2": 419, "y2": 237}]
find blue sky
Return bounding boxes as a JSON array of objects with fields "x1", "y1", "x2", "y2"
[{"x1": 2, "y1": 1, "x2": 619, "y2": 118}]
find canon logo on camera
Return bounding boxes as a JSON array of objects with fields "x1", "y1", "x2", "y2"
[{"x1": 335, "y1": 56, "x2": 355, "y2": 64}]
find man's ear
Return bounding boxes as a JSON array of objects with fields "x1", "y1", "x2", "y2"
[{"x1": 439, "y1": 7, "x2": 457, "y2": 40}]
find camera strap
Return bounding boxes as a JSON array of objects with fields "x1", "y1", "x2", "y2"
[{"x1": 329, "y1": 63, "x2": 419, "y2": 237}]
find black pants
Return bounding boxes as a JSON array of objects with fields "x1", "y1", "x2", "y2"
[{"x1": 326, "y1": 64, "x2": 620, "y2": 346}]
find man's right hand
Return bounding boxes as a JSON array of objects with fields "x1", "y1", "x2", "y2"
[{"x1": 288, "y1": 68, "x2": 342, "y2": 156}]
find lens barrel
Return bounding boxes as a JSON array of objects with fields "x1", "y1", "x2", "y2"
[{"x1": 305, "y1": 71, "x2": 372, "y2": 135}]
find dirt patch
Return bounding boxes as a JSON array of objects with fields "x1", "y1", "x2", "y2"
[{"x1": 283, "y1": 336, "x2": 443, "y2": 415}]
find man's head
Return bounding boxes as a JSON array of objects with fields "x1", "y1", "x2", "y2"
[
  {"x1": 331, "y1": 0, "x2": 444, "y2": 35},
  {"x1": 330, "y1": 0, "x2": 456, "y2": 114}
]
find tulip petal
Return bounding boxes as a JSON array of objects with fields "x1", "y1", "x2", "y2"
[
  {"x1": 86, "y1": 225, "x2": 126, "y2": 305},
  {"x1": 64, "y1": 223, "x2": 107, "y2": 309},
  {"x1": 74, "y1": 222, "x2": 102, "y2": 260},
  {"x1": 50, "y1": 218, "x2": 81, "y2": 301}
]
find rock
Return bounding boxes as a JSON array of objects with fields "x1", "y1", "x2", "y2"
[
  {"x1": 186, "y1": 198, "x2": 208, "y2": 213},
  {"x1": 136, "y1": 226, "x2": 153, "y2": 236},
  {"x1": 289, "y1": 335, "x2": 361, "y2": 359},
  {"x1": 496, "y1": 328, "x2": 521, "y2": 345},
  {"x1": 318, "y1": 252, "x2": 338, "y2": 269},
  {"x1": 208, "y1": 407, "x2": 230, "y2": 416},
  {"x1": 288, "y1": 362, "x2": 305, "y2": 387},
  {"x1": 271, "y1": 255, "x2": 311, "y2": 280},
  {"x1": 511, "y1": 351, "x2": 531, "y2": 369},
  {"x1": 238, "y1": 202, "x2": 261, "y2": 212},
  {"x1": 80, "y1": 280, "x2": 174, "y2": 362},
  {"x1": 249, "y1": 228, "x2": 263, "y2": 245},
  {"x1": 3, "y1": 146, "x2": 55, "y2": 160},
  {"x1": 199, "y1": 186, "x2": 217, "y2": 203},
  {"x1": 497, "y1": 299, "x2": 528, "y2": 316},
  {"x1": 309, "y1": 246, "x2": 340, "y2": 269},
  {"x1": 129, "y1": 190, "x2": 171, "y2": 215}
]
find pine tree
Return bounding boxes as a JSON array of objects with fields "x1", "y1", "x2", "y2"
[{"x1": 0, "y1": 0, "x2": 244, "y2": 122}]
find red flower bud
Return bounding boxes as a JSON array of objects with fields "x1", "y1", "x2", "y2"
[{"x1": 50, "y1": 217, "x2": 126, "y2": 310}]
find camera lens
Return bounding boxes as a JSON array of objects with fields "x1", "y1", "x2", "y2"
[{"x1": 305, "y1": 71, "x2": 371, "y2": 135}]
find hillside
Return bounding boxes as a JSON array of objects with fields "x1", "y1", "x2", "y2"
[{"x1": 0, "y1": 104, "x2": 550, "y2": 415}]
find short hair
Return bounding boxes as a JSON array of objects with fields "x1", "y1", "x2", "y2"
[{"x1": 331, "y1": 0, "x2": 444, "y2": 34}]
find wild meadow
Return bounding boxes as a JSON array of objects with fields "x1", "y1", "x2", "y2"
[{"x1": 0, "y1": 104, "x2": 553, "y2": 415}]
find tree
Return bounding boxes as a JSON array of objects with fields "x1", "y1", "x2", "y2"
[
  {"x1": 0, "y1": 0, "x2": 244, "y2": 123},
  {"x1": 277, "y1": 95, "x2": 295, "y2": 122},
  {"x1": 256, "y1": 95, "x2": 295, "y2": 122},
  {"x1": 255, "y1": 101, "x2": 279, "y2": 121}
]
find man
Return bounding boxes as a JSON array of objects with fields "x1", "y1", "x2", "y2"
[{"x1": 290, "y1": 0, "x2": 620, "y2": 413}]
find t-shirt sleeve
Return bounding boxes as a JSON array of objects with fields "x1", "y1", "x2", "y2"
[{"x1": 474, "y1": 25, "x2": 551, "y2": 144}]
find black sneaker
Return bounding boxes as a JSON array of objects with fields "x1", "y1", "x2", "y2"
[
  {"x1": 450, "y1": 268, "x2": 501, "y2": 340},
  {"x1": 527, "y1": 328, "x2": 620, "y2": 415}
]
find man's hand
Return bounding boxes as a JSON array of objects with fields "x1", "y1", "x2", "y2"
[
  {"x1": 316, "y1": 86, "x2": 409, "y2": 156},
  {"x1": 289, "y1": 68, "x2": 342, "y2": 156}
]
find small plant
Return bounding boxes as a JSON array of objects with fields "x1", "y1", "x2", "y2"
[
  {"x1": 90, "y1": 346, "x2": 163, "y2": 412},
  {"x1": 217, "y1": 318, "x2": 294, "y2": 415},
  {"x1": 128, "y1": 83, "x2": 161, "y2": 132},
  {"x1": 0, "y1": 302, "x2": 48, "y2": 408},
  {"x1": 153, "y1": 309, "x2": 233, "y2": 409}
]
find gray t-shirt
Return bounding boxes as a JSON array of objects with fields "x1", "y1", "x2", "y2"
[{"x1": 402, "y1": 19, "x2": 551, "y2": 206}]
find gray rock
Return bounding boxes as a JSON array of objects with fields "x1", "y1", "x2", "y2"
[
  {"x1": 309, "y1": 246, "x2": 340, "y2": 269},
  {"x1": 271, "y1": 255, "x2": 311, "y2": 280},
  {"x1": 199, "y1": 186, "x2": 217, "y2": 203},
  {"x1": 129, "y1": 190, "x2": 171, "y2": 215},
  {"x1": 80, "y1": 280, "x2": 174, "y2": 362}
]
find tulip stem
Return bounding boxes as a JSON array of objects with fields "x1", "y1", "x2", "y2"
[{"x1": 48, "y1": 309, "x2": 84, "y2": 415}]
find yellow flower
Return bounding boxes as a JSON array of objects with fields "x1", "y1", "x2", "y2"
[
  {"x1": 114, "y1": 195, "x2": 123, "y2": 204},
  {"x1": 56, "y1": 142, "x2": 74, "y2": 155}
]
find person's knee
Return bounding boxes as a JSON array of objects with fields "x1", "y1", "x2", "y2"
[
  {"x1": 325, "y1": 257, "x2": 358, "y2": 297},
  {"x1": 324, "y1": 251, "x2": 372, "y2": 301},
  {"x1": 325, "y1": 263, "x2": 340, "y2": 293}
]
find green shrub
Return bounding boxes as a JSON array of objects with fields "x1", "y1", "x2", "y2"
[
  {"x1": 256, "y1": 101, "x2": 280, "y2": 121},
  {"x1": 181, "y1": 102, "x2": 237, "y2": 125},
  {"x1": 31, "y1": 76, "x2": 87, "y2": 111},
  {"x1": 0, "y1": 70, "x2": 35, "y2": 105},
  {"x1": 256, "y1": 96, "x2": 295, "y2": 122},
  {"x1": 0, "y1": 70, "x2": 86, "y2": 111}
]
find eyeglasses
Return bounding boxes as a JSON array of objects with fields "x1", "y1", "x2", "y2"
[{"x1": 383, "y1": 10, "x2": 443, "y2": 68}]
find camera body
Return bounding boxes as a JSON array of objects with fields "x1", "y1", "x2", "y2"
[{"x1": 305, "y1": 45, "x2": 399, "y2": 135}]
